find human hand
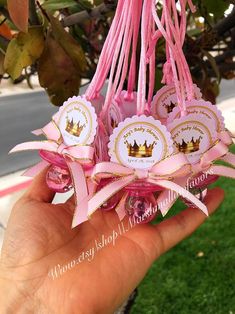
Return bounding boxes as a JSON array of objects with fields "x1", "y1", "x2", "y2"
[{"x1": 0, "y1": 169, "x2": 224, "y2": 313}]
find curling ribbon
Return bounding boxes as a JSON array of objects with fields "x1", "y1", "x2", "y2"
[
  {"x1": 72, "y1": 153, "x2": 210, "y2": 228},
  {"x1": 9, "y1": 120, "x2": 94, "y2": 225}
]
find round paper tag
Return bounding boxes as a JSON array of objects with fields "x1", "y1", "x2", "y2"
[
  {"x1": 168, "y1": 114, "x2": 217, "y2": 164},
  {"x1": 151, "y1": 84, "x2": 202, "y2": 119},
  {"x1": 108, "y1": 115, "x2": 174, "y2": 169},
  {"x1": 58, "y1": 96, "x2": 97, "y2": 145},
  {"x1": 167, "y1": 99, "x2": 225, "y2": 132}
]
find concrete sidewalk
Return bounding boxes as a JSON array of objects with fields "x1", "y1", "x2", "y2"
[{"x1": 0, "y1": 76, "x2": 43, "y2": 97}]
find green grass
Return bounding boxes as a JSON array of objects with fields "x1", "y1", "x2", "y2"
[{"x1": 131, "y1": 146, "x2": 235, "y2": 314}]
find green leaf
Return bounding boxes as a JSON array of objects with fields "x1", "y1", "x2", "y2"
[
  {"x1": 0, "y1": 0, "x2": 7, "y2": 6},
  {"x1": 68, "y1": 0, "x2": 93, "y2": 13},
  {"x1": 48, "y1": 13, "x2": 86, "y2": 73},
  {"x1": 201, "y1": 0, "x2": 229, "y2": 18},
  {"x1": 155, "y1": 67, "x2": 163, "y2": 91},
  {"x1": 42, "y1": 0, "x2": 78, "y2": 12},
  {"x1": 0, "y1": 51, "x2": 4, "y2": 75},
  {"x1": 4, "y1": 27, "x2": 44, "y2": 80},
  {"x1": 93, "y1": 0, "x2": 103, "y2": 5},
  {"x1": 38, "y1": 33, "x2": 81, "y2": 106},
  {"x1": 187, "y1": 28, "x2": 202, "y2": 37}
]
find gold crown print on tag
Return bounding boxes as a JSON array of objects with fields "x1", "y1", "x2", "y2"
[
  {"x1": 65, "y1": 116, "x2": 85, "y2": 137},
  {"x1": 163, "y1": 102, "x2": 176, "y2": 114},
  {"x1": 126, "y1": 140, "x2": 156, "y2": 158},
  {"x1": 175, "y1": 136, "x2": 202, "y2": 154}
]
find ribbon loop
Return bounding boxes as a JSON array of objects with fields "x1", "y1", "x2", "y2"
[
  {"x1": 10, "y1": 119, "x2": 95, "y2": 230},
  {"x1": 91, "y1": 162, "x2": 134, "y2": 182},
  {"x1": 57, "y1": 143, "x2": 67, "y2": 155},
  {"x1": 190, "y1": 141, "x2": 235, "y2": 182},
  {"x1": 79, "y1": 153, "x2": 208, "y2": 224},
  {"x1": 135, "y1": 169, "x2": 149, "y2": 179},
  {"x1": 219, "y1": 130, "x2": 234, "y2": 146}
]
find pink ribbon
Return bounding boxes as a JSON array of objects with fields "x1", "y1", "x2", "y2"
[
  {"x1": 10, "y1": 141, "x2": 94, "y2": 162},
  {"x1": 157, "y1": 141, "x2": 235, "y2": 216},
  {"x1": 10, "y1": 120, "x2": 94, "y2": 163},
  {"x1": 10, "y1": 120, "x2": 95, "y2": 224},
  {"x1": 219, "y1": 129, "x2": 234, "y2": 146},
  {"x1": 191, "y1": 141, "x2": 235, "y2": 175},
  {"x1": 72, "y1": 153, "x2": 209, "y2": 228}
]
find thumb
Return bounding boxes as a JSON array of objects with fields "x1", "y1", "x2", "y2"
[
  {"x1": 152, "y1": 187, "x2": 225, "y2": 256},
  {"x1": 23, "y1": 167, "x2": 55, "y2": 203}
]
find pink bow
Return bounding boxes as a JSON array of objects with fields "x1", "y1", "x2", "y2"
[
  {"x1": 10, "y1": 140, "x2": 94, "y2": 163},
  {"x1": 72, "y1": 153, "x2": 209, "y2": 228},
  {"x1": 218, "y1": 129, "x2": 234, "y2": 146},
  {"x1": 191, "y1": 141, "x2": 235, "y2": 176},
  {"x1": 10, "y1": 120, "x2": 95, "y2": 226},
  {"x1": 158, "y1": 141, "x2": 235, "y2": 216},
  {"x1": 12, "y1": 120, "x2": 94, "y2": 163}
]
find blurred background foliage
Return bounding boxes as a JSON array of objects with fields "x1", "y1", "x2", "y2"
[{"x1": 0, "y1": 0, "x2": 235, "y2": 106}]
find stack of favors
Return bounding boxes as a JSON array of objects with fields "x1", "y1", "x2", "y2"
[{"x1": 10, "y1": 0, "x2": 235, "y2": 228}]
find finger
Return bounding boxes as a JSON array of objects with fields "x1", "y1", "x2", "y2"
[
  {"x1": 153, "y1": 187, "x2": 224, "y2": 256},
  {"x1": 23, "y1": 167, "x2": 55, "y2": 203},
  {"x1": 64, "y1": 194, "x2": 76, "y2": 215}
]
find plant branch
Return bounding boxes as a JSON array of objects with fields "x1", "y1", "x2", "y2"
[
  {"x1": 206, "y1": 62, "x2": 235, "y2": 77},
  {"x1": 62, "y1": 2, "x2": 116, "y2": 27},
  {"x1": 214, "y1": 7, "x2": 235, "y2": 36},
  {"x1": 36, "y1": 1, "x2": 50, "y2": 22},
  {"x1": 197, "y1": 7, "x2": 235, "y2": 48},
  {"x1": 215, "y1": 49, "x2": 235, "y2": 63}
]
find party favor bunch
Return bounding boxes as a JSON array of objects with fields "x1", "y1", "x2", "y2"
[{"x1": 11, "y1": 0, "x2": 235, "y2": 228}]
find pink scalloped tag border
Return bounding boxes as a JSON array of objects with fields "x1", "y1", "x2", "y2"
[
  {"x1": 167, "y1": 99, "x2": 225, "y2": 132},
  {"x1": 108, "y1": 115, "x2": 174, "y2": 170},
  {"x1": 151, "y1": 84, "x2": 202, "y2": 119},
  {"x1": 57, "y1": 96, "x2": 98, "y2": 146},
  {"x1": 168, "y1": 113, "x2": 217, "y2": 164}
]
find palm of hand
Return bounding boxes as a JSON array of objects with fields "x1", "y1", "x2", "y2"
[{"x1": 0, "y1": 170, "x2": 224, "y2": 314}]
